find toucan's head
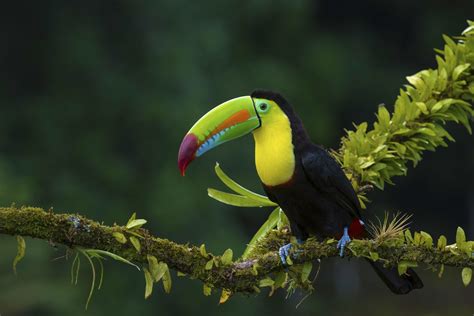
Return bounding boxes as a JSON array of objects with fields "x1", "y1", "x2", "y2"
[{"x1": 177, "y1": 90, "x2": 293, "y2": 175}]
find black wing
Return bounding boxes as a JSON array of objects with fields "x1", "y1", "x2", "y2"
[{"x1": 301, "y1": 145, "x2": 362, "y2": 219}]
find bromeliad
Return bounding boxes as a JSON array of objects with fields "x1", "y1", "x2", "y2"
[{"x1": 178, "y1": 90, "x2": 423, "y2": 294}]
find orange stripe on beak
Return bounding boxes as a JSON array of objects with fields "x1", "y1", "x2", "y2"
[{"x1": 208, "y1": 109, "x2": 251, "y2": 140}]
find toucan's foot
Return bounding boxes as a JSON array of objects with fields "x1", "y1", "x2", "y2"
[
  {"x1": 279, "y1": 243, "x2": 293, "y2": 266},
  {"x1": 337, "y1": 227, "x2": 351, "y2": 257}
]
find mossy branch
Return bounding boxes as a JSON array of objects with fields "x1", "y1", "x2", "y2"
[{"x1": 1, "y1": 206, "x2": 474, "y2": 296}]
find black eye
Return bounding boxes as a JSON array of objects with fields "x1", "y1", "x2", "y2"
[{"x1": 259, "y1": 103, "x2": 268, "y2": 111}]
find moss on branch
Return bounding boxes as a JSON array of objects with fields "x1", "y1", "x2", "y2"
[{"x1": 1, "y1": 206, "x2": 474, "y2": 296}]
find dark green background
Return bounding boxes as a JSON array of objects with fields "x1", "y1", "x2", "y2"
[{"x1": 1, "y1": 1, "x2": 473, "y2": 315}]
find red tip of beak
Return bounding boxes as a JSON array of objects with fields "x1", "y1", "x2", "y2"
[{"x1": 178, "y1": 133, "x2": 199, "y2": 176}]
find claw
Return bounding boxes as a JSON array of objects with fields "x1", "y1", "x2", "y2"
[
  {"x1": 279, "y1": 243, "x2": 292, "y2": 266},
  {"x1": 337, "y1": 226, "x2": 351, "y2": 257}
]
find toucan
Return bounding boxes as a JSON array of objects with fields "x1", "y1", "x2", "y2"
[{"x1": 177, "y1": 90, "x2": 423, "y2": 294}]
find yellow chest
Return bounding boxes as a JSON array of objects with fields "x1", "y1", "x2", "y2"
[{"x1": 252, "y1": 115, "x2": 295, "y2": 186}]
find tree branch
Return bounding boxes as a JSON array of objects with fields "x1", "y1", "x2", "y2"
[{"x1": 1, "y1": 206, "x2": 473, "y2": 295}]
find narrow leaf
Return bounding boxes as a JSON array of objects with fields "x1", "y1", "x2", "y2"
[
  {"x1": 144, "y1": 268, "x2": 154, "y2": 299},
  {"x1": 129, "y1": 236, "x2": 141, "y2": 253},
  {"x1": 242, "y1": 208, "x2": 280, "y2": 259},
  {"x1": 437, "y1": 235, "x2": 447, "y2": 250},
  {"x1": 214, "y1": 163, "x2": 277, "y2": 206},
  {"x1": 208, "y1": 188, "x2": 271, "y2": 207},
  {"x1": 199, "y1": 244, "x2": 208, "y2": 258},
  {"x1": 126, "y1": 219, "x2": 147, "y2": 230},
  {"x1": 86, "y1": 249, "x2": 140, "y2": 270},
  {"x1": 301, "y1": 262, "x2": 313, "y2": 282},
  {"x1": 162, "y1": 264, "x2": 172, "y2": 293},
  {"x1": 147, "y1": 255, "x2": 160, "y2": 281},
  {"x1": 13, "y1": 235, "x2": 26, "y2": 275},
  {"x1": 126, "y1": 212, "x2": 136, "y2": 226}
]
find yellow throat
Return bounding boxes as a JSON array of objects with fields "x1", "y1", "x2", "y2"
[{"x1": 252, "y1": 101, "x2": 295, "y2": 186}]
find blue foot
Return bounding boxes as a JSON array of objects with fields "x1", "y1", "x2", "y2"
[
  {"x1": 279, "y1": 243, "x2": 292, "y2": 266},
  {"x1": 337, "y1": 227, "x2": 351, "y2": 257}
]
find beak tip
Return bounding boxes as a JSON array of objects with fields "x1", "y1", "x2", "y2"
[
  {"x1": 178, "y1": 133, "x2": 199, "y2": 176},
  {"x1": 178, "y1": 162, "x2": 187, "y2": 176}
]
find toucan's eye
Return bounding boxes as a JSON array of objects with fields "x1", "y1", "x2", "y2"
[{"x1": 259, "y1": 103, "x2": 268, "y2": 111}]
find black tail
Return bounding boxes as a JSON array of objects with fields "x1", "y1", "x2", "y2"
[{"x1": 367, "y1": 259, "x2": 423, "y2": 294}]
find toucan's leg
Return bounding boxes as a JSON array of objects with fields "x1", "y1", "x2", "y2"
[
  {"x1": 337, "y1": 226, "x2": 351, "y2": 257},
  {"x1": 279, "y1": 243, "x2": 292, "y2": 266},
  {"x1": 279, "y1": 238, "x2": 305, "y2": 266}
]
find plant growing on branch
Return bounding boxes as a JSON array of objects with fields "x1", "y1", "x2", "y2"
[{"x1": 1, "y1": 21, "x2": 473, "y2": 307}]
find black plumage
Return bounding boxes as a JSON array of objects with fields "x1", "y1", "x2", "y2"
[{"x1": 251, "y1": 90, "x2": 423, "y2": 294}]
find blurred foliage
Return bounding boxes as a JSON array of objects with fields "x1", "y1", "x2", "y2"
[{"x1": 0, "y1": 1, "x2": 473, "y2": 316}]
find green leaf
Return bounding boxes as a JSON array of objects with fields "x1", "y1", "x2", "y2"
[
  {"x1": 205, "y1": 259, "x2": 214, "y2": 270},
  {"x1": 214, "y1": 163, "x2": 277, "y2": 206},
  {"x1": 241, "y1": 207, "x2": 281, "y2": 259},
  {"x1": 203, "y1": 284, "x2": 212, "y2": 296},
  {"x1": 437, "y1": 235, "x2": 447, "y2": 250},
  {"x1": 301, "y1": 262, "x2": 313, "y2": 282},
  {"x1": 126, "y1": 219, "x2": 147, "y2": 230},
  {"x1": 456, "y1": 226, "x2": 466, "y2": 246},
  {"x1": 420, "y1": 231, "x2": 433, "y2": 248},
  {"x1": 208, "y1": 188, "x2": 272, "y2": 207},
  {"x1": 452, "y1": 63, "x2": 470, "y2": 80},
  {"x1": 13, "y1": 235, "x2": 26, "y2": 275},
  {"x1": 112, "y1": 232, "x2": 127, "y2": 244},
  {"x1": 199, "y1": 244, "x2": 209, "y2": 258},
  {"x1": 219, "y1": 289, "x2": 232, "y2": 304},
  {"x1": 258, "y1": 277, "x2": 275, "y2": 287},
  {"x1": 276, "y1": 208, "x2": 289, "y2": 230},
  {"x1": 404, "y1": 230, "x2": 414, "y2": 244},
  {"x1": 127, "y1": 212, "x2": 136, "y2": 226},
  {"x1": 251, "y1": 263, "x2": 259, "y2": 276},
  {"x1": 397, "y1": 263, "x2": 407, "y2": 276},
  {"x1": 413, "y1": 232, "x2": 421, "y2": 245},
  {"x1": 144, "y1": 268, "x2": 154, "y2": 299},
  {"x1": 221, "y1": 249, "x2": 233, "y2": 265},
  {"x1": 416, "y1": 102, "x2": 429, "y2": 114},
  {"x1": 418, "y1": 128, "x2": 436, "y2": 137},
  {"x1": 398, "y1": 261, "x2": 417, "y2": 276},
  {"x1": 154, "y1": 262, "x2": 168, "y2": 282},
  {"x1": 130, "y1": 236, "x2": 141, "y2": 253},
  {"x1": 462, "y1": 267, "x2": 472, "y2": 286},
  {"x1": 85, "y1": 249, "x2": 140, "y2": 270},
  {"x1": 162, "y1": 264, "x2": 172, "y2": 293},
  {"x1": 369, "y1": 251, "x2": 379, "y2": 262},
  {"x1": 147, "y1": 255, "x2": 160, "y2": 281},
  {"x1": 377, "y1": 105, "x2": 391, "y2": 129}
]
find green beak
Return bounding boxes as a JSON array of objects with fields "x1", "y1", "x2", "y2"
[{"x1": 178, "y1": 96, "x2": 260, "y2": 175}]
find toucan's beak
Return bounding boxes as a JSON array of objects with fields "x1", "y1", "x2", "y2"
[{"x1": 178, "y1": 96, "x2": 260, "y2": 176}]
